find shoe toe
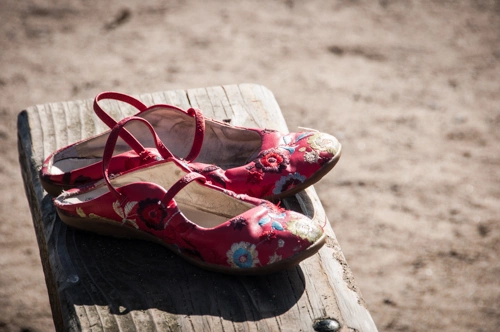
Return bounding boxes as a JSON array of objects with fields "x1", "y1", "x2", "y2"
[
  {"x1": 301, "y1": 132, "x2": 341, "y2": 162},
  {"x1": 290, "y1": 210, "x2": 323, "y2": 237}
]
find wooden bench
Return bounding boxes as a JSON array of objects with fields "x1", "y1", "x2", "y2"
[{"x1": 18, "y1": 84, "x2": 378, "y2": 332}]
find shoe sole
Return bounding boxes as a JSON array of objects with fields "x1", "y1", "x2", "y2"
[
  {"x1": 40, "y1": 178, "x2": 75, "y2": 197},
  {"x1": 57, "y1": 210, "x2": 326, "y2": 276}
]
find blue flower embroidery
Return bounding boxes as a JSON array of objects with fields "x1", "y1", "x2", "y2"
[
  {"x1": 258, "y1": 212, "x2": 285, "y2": 231},
  {"x1": 227, "y1": 242, "x2": 260, "y2": 268},
  {"x1": 279, "y1": 135, "x2": 299, "y2": 154},
  {"x1": 273, "y1": 172, "x2": 307, "y2": 195},
  {"x1": 271, "y1": 221, "x2": 284, "y2": 231},
  {"x1": 295, "y1": 132, "x2": 313, "y2": 142},
  {"x1": 283, "y1": 146, "x2": 296, "y2": 154},
  {"x1": 281, "y1": 135, "x2": 293, "y2": 145},
  {"x1": 232, "y1": 248, "x2": 254, "y2": 268},
  {"x1": 258, "y1": 215, "x2": 271, "y2": 227}
]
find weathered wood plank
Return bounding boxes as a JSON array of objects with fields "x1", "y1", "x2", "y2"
[
  {"x1": 18, "y1": 83, "x2": 378, "y2": 332},
  {"x1": 237, "y1": 84, "x2": 288, "y2": 132},
  {"x1": 205, "y1": 86, "x2": 233, "y2": 121}
]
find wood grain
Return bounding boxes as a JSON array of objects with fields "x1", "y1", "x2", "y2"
[{"x1": 18, "y1": 83, "x2": 378, "y2": 332}]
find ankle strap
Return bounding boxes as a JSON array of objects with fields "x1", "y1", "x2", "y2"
[
  {"x1": 185, "y1": 107, "x2": 205, "y2": 161},
  {"x1": 102, "y1": 116, "x2": 174, "y2": 202},
  {"x1": 102, "y1": 116, "x2": 206, "y2": 212},
  {"x1": 94, "y1": 91, "x2": 205, "y2": 162},
  {"x1": 94, "y1": 92, "x2": 149, "y2": 155}
]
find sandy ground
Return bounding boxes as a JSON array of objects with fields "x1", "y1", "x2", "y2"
[{"x1": 1, "y1": 0, "x2": 499, "y2": 331}]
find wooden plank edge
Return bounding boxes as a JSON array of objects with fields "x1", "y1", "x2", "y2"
[
  {"x1": 304, "y1": 188, "x2": 379, "y2": 332},
  {"x1": 17, "y1": 110, "x2": 69, "y2": 331}
]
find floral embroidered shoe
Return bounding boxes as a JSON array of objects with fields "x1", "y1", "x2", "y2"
[
  {"x1": 41, "y1": 91, "x2": 341, "y2": 199},
  {"x1": 54, "y1": 117, "x2": 326, "y2": 274}
]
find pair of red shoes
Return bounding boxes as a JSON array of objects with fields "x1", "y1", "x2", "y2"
[{"x1": 41, "y1": 92, "x2": 341, "y2": 274}]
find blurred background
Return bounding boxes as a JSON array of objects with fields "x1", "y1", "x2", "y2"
[{"x1": 1, "y1": 0, "x2": 499, "y2": 331}]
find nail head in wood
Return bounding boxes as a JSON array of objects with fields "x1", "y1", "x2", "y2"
[{"x1": 313, "y1": 318, "x2": 341, "y2": 332}]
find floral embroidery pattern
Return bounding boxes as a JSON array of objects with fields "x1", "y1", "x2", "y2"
[
  {"x1": 303, "y1": 150, "x2": 320, "y2": 164},
  {"x1": 236, "y1": 131, "x2": 337, "y2": 197},
  {"x1": 230, "y1": 216, "x2": 248, "y2": 230},
  {"x1": 272, "y1": 172, "x2": 306, "y2": 195},
  {"x1": 112, "y1": 200, "x2": 139, "y2": 228},
  {"x1": 295, "y1": 132, "x2": 314, "y2": 142},
  {"x1": 286, "y1": 218, "x2": 323, "y2": 243},
  {"x1": 258, "y1": 212, "x2": 286, "y2": 231},
  {"x1": 137, "y1": 198, "x2": 167, "y2": 230},
  {"x1": 268, "y1": 252, "x2": 282, "y2": 264},
  {"x1": 254, "y1": 148, "x2": 289, "y2": 173},
  {"x1": 278, "y1": 135, "x2": 297, "y2": 154},
  {"x1": 307, "y1": 132, "x2": 339, "y2": 155},
  {"x1": 278, "y1": 132, "x2": 313, "y2": 154},
  {"x1": 76, "y1": 207, "x2": 86, "y2": 218},
  {"x1": 246, "y1": 170, "x2": 264, "y2": 184},
  {"x1": 75, "y1": 206, "x2": 136, "y2": 228},
  {"x1": 227, "y1": 242, "x2": 260, "y2": 268},
  {"x1": 260, "y1": 229, "x2": 277, "y2": 241}
]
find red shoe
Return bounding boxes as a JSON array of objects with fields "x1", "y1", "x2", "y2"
[
  {"x1": 54, "y1": 117, "x2": 326, "y2": 274},
  {"x1": 41, "y1": 91, "x2": 341, "y2": 199}
]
